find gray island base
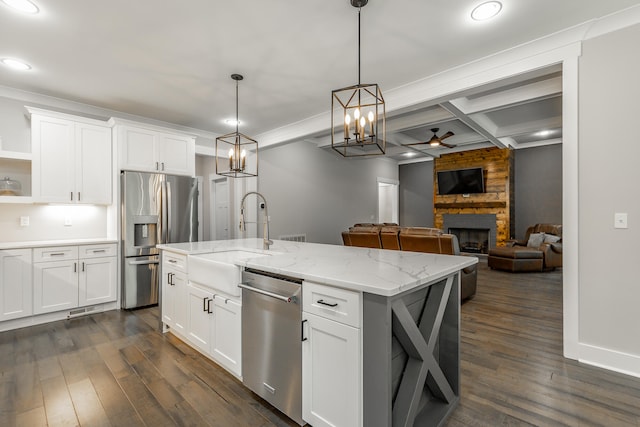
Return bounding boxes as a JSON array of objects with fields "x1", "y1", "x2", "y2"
[{"x1": 364, "y1": 272, "x2": 459, "y2": 427}]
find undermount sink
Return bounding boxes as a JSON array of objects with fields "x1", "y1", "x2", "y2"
[{"x1": 188, "y1": 250, "x2": 270, "y2": 296}]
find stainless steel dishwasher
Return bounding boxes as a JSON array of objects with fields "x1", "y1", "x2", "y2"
[{"x1": 239, "y1": 268, "x2": 304, "y2": 426}]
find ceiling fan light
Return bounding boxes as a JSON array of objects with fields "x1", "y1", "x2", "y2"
[
  {"x1": 471, "y1": 1, "x2": 502, "y2": 21},
  {"x1": 430, "y1": 141, "x2": 441, "y2": 147}
]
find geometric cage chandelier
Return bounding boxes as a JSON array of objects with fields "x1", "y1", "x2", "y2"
[
  {"x1": 331, "y1": 0, "x2": 386, "y2": 157},
  {"x1": 216, "y1": 73, "x2": 258, "y2": 178}
]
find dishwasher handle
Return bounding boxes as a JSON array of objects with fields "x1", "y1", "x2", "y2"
[{"x1": 238, "y1": 283, "x2": 296, "y2": 303}]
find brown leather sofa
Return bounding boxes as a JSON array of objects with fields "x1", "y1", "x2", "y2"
[
  {"x1": 342, "y1": 224, "x2": 477, "y2": 301},
  {"x1": 488, "y1": 224, "x2": 562, "y2": 272}
]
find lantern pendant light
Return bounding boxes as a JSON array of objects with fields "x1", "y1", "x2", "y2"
[
  {"x1": 216, "y1": 74, "x2": 258, "y2": 178},
  {"x1": 331, "y1": 0, "x2": 386, "y2": 157}
]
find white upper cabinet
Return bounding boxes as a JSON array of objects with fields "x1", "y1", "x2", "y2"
[
  {"x1": 115, "y1": 122, "x2": 195, "y2": 176},
  {"x1": 29, "y1": 108, "x2": 112, "y2": 204}
]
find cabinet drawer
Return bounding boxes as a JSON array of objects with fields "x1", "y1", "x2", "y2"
[
  {"x1": 33, "y1": 246, "x2": 78, "y2": 263},
  {"x1": 163, "y1": 251, "x2": 187, "y2": 272},
  {"x1": 303, "y1": 281, "x2": 361, "y2": 328},
  {"x1": 79, "y1": 243, "x2": 117, "y2": 259}
]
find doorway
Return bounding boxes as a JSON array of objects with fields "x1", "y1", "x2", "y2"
[
  {"x1": 210, "y1": 177, "x2": 230, "y2": 240},
  {"x1": 377, "y1": 178, "x2": 399, "y2": 224}
]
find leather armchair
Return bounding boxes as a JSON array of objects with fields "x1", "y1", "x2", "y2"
[{"x1": 510, "y1": 224, "x2": 562, "y2": 270}]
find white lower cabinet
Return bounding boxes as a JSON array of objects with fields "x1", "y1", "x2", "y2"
[
  {"x1": 33, "y1": 244, "x2": 117, "y2": 315},
  {"x1": 303, "y1": 282, "x2": 362, "y2": 427},
  {"x1": 211, "y1": 296, "x2": 241, "y2": 376},
  {"x1": 185, "y1": 281, "x2": 242, "y2": 378},
  {"x1": 162, "y1": 252, "x2": 187, "y2": 335},
  {"x1": 0, "y1": 249, "x2": 33, "y2": 321}
]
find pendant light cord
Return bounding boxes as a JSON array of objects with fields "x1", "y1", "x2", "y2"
[
  {"x1": 235, "y1": 78, "x2": 239, "y2": 134},
  {"x1": 357, "y1": 7, "x2": 361, "y2": 85}
]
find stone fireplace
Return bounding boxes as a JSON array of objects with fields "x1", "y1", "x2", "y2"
[{"x1": 433, "y1": 147, "x2": 514, "y2": 246}]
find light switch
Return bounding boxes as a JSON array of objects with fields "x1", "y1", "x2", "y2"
[
  {"x1": 614, "y1": 213, "x2": 628, "y2": 229},
  {"x1": 19, "y1": 216, "x2": 29, "y2": 227}
]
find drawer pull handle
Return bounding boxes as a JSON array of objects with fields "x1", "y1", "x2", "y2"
[
  {"x1": 168, "y1": 259, "x2": 177, "y2": 264},
  {"x1": 301, "y1": 319, "x2": 307, "y2": 342},
  {"x1": 317, "y1": 299, "x2": 338, "y2": 308},
  {"x1": 92, "y1": 249, "x2": 106, "y2": 253},
  {"x1": 207, "y1": 298, "x2": 213, "y2": 314},
  {"x1": 49, "y1": 252, "x2": 66, "y2": 256}
]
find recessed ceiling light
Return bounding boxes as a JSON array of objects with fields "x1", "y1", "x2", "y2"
[
  {"x1": 2, "y1": 0, "x2": 39, "y2": 14},
  {"x1": 535, "y1": 130, "x2": 552, "y2": 137},
  {"x1": 471, "y1": 1, "x2": 502, "y2": 21},
  {"x1": 1, "y1": 58, "x2": 32, "y2": 71},
  {"x1": 225, "y1": 119, "x2": 241, "y2": 126},
  {"x1": 404, "y1": 152, "x2": 417, "y2": 158}
]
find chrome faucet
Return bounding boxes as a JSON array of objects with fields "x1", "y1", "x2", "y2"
[{"x1": 239, "y1": 191, "x2": 273, "y2": 250}]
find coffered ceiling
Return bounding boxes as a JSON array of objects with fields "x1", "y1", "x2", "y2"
[{"x1": 1, "y1": 0, "x2": 639, "y2": 160}]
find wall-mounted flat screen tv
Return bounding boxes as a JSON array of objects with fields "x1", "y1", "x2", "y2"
[{"x1": 437, "y1": 167, "x2": 485, "y2": 195}]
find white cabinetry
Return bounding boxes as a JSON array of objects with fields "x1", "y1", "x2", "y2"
[
  {"x1": 33, "y1": 244, "x2": 117, "y2": 315},
  {"x1": 29, "y1": 108, "x2": 112, "y2": 204},
  {"x1": 211, "y1": 296, "x2": 242, "y2": 376},
  {"x1": 0, "y1": 249, "x2": 32, "y2": 321},
  {"x1": 162, "y1": 251, "x2": 187, "y2": 334},
  {"x1": 116, "y1": 124, "x2": 195, "y2": 176},
  {"x1": 185, "y1": 280, "x2": 243, "y2": 378},
  {"x1": 302, "y1": 282, "x2": 362, "y2": 427}
]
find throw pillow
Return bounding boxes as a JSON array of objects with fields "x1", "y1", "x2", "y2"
[
  {"x1": 544, "y1": 234, "x2": 561, "y2": 244},
  {"x1": 527, "y1": 232, "x2": 545, "y2": 248}
]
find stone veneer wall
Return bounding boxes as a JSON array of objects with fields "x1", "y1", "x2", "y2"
[{"x1": 433, "y1": 147, "x2": 514, "y2": 246}]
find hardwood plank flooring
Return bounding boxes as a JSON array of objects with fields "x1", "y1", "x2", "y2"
[{"x1": 0, "y1": 260, "x2": 639, "y2": 426}]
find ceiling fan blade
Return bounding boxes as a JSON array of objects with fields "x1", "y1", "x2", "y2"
[
  {"x1": 440, "y1": 131, "x2": 454, "y2": 140},
  {"x1": 440, "y1": 141, "x2": 455, "y2": 149},
  {"x1": 402, "y1": 141, "x2": 430, "y2": 147}
]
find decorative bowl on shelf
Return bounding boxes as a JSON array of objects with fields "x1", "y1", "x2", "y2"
[{"x1": 0, "y1": 176, "x2": 22, "y2": 196}]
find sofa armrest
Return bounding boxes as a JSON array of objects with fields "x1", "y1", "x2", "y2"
[
  {"x1": 462, "y1": 264, "x2": 477, "y2": 275},
  {"x1": 540, "y1": 242, "x2": 562, "y2": 268}
]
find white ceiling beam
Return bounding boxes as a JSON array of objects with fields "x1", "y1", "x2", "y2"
[
  {"x1": 386, "y1": 108, "x2": 455, "y2": 133},
  {"x1": 451, "y1": 76, "x2": 562, "y2": 114},
  {"x1": 496, "y1": 116, "x2": 562, "y2": 138},
  {"x1": 441, "y1": 101, "x2": 507, "y2": 148}
]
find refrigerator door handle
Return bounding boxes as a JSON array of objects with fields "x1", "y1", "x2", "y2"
[
  {"x1": 161, "y1": 179, "x2": 168, "y2": 244},
  {"x1": 128, "y1": 259, "x2": 160, "y2": 266},
  {"x1": 166, "y1": 180, "x2": 172, "y2": 242}
]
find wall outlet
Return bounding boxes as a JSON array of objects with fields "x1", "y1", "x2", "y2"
[
  {"x1": 19, "y1": 216, "x2": 29, "y2": 227},
  {"x1": 614, "y1": 213, "x2": 628, "y2": 229},
  {"x1": 64, "y1": 217, "x2": 72, "y2": 226}
]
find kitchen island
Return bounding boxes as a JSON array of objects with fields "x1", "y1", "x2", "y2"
[{"x1": 158, "y1": 238, "x2": 477, "y2": 427}]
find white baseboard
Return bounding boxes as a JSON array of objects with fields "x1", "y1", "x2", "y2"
[{"x1": 579, "y1": 343, "x2": 640, "y2": 379}]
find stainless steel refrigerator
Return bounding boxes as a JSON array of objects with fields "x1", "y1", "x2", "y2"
[{"x1": 121, "y1": 171, "x2": 198, "y2": 309}]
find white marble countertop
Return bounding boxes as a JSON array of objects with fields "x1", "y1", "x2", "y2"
[
  {"x1": 158, "y1": 238, "x2": 477, "y2": 297},
  {"x1": 0, "y1": 238, "x2": 118, "y2": 251}
]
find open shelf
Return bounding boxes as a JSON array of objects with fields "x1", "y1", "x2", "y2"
[{"x1": 0, "y1": 150, "x2": 32, "y2": 161}]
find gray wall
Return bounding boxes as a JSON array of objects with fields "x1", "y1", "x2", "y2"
[
  {"x1": 399, "y1": 161, "x2": 434, "y2": 227},
  {"x1": 258, "y1": 141, "x2": 398, "y2": 245},
  {"x1": 578, "y1": 24, "x2": 640, "y2": 357},
  {"x1": 513, "y1": 144, "x2": 563, "y2": 239}
]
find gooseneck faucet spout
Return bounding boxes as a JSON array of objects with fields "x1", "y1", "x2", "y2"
[{"x1": 239, "y1": 191, "x2": 273, "y2": 250}]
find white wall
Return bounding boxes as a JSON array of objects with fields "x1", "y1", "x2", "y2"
[
  {"x1": 578, "y1": 23, "x2": 640, "y2": 371},
  {"x1": 258, "y1": 141, "x2": 398, "y2": 244}
]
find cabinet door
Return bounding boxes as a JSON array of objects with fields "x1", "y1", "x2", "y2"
[
  {"x1": 0, "y1": 249, "x2": 32, "y2": 321},
  {"x1": 119, "y1": 126, "x2": 159, "y2": 172},
  {"x1": 158, "y1": 134, "x2": 195, "y2": 176},
  {"x1": 212, "y1": 296, "x2": 242, "y2": 377},
  {"x1": 76, "y1": 123, "x2": 112, "y2": 204},
  {"x1": 161, "y1": 266, "x2": 175, "y2": 327},
  {"x1": 33, "y1": 260, "x2": 78, "y2": 314},
  {"x1": 186, "y1": 284, "x2": 213, "y2": 353},
  {"x1": 32, "y1": 115, "x2": 75, "y2": 203},
  {"x1": 162, "y1": 266, "x2": 187, "y2": 334},
  {"x1": 302, "y1": 312, "x2": 361, "y2": 427},
  {"x1": 79, "y1": 257, "x2": 116, "y2": 306}
]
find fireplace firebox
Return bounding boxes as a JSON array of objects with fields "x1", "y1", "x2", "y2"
[{"x1": 448, "y1": 227, "x2": 490, "y2": 254}]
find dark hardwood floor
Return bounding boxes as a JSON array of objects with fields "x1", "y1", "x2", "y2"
[{"x1": 1, "y1": 260, "x2": 639, "y2": 426}]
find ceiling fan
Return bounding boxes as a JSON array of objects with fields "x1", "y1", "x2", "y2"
[{"x1": 404, "y1": 128, "x2": 455, "y2": 148}]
